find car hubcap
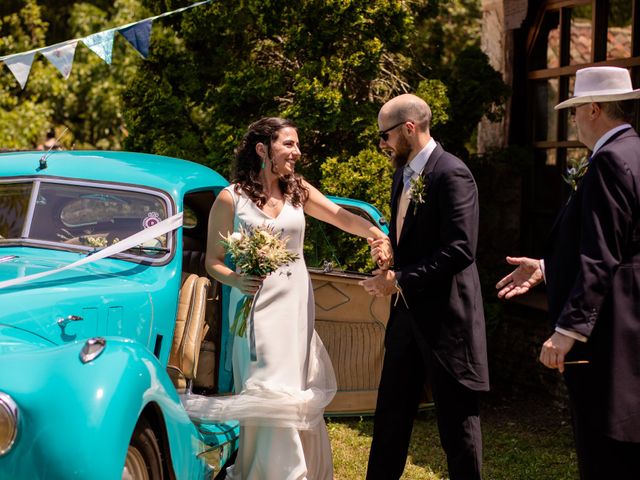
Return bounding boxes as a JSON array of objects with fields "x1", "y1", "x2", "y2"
[{"x1": 122, "y1": 446, "x2": 149, "y2": 480}]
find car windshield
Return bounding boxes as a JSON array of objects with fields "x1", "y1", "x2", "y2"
[{"x1": 0, "y1": 179, "x2": 172, "y2": 261}]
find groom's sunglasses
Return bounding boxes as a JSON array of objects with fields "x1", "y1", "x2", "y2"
[{"x1": 378, "y1": 121, "x2": 407, "y2": 141}]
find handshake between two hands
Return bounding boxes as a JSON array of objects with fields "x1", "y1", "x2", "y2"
[{"x1": 358, "y1": 237, "x2": 398, "y2": 297}]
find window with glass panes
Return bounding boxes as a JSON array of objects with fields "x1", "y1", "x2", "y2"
[{"x1": 522, "y1": 0, "x2": 640, "y2": 257}]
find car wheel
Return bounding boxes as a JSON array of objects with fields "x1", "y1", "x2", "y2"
[{"x1": 122, "y1": 417, "x2": 164, "y2": 480}]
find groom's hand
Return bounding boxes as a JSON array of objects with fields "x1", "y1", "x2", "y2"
[{"x1": 359, "y1": 269, "x2": 397, "y2": 297}]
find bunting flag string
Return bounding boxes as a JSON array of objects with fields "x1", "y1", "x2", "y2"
[
  {"x1": 82, "y1": 30, "x2": 116, "y2": 65},
  {"x1": 0, "y1": 0, "x2": 212, "y2": 89}
]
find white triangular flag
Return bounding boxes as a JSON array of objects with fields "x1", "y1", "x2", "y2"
[
  {"x1": 81, "y1": 30, "x2": 115, "y2": 64},
  {"x1": 3, "y1": 52, "x2": 36, "y2": 89},
  {"x1": 41, "y1": 41, "x2": 78, "y2": 79}
]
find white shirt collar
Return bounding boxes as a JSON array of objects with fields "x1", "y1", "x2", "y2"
[
  {"x1": 407, "y1": 137, "x2": 437, "y2": 176},
  {"x1": 592, "y1": 123, "x2": 632, "y2": 156}
]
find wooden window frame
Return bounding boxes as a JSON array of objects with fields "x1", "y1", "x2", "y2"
[{"x1": 522, "y1": 0, "x2": 640, "y2": 257}]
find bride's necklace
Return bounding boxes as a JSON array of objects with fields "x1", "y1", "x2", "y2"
[
  {"x1": 266, "y1": 197, "x2": 281, "y2": 207},
  {"x1": 264, "y1": 187, "x2": 283, "y2": 208}
]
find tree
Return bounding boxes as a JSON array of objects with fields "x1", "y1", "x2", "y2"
[
  {"x1": 125, "y1": 0, "x2": 411, "y2": 181},
  {"x1": 60, "y1": 0, "x2": 145, "y2": 149},
  {"x1": 121, "y1": 0, "x2": 507, "y2": 271},
  {"x1": 0, "y1": 0, "x2": 57, "y2": 149},
  {"x1": 0, "y1": 0, "x2": 143, "y2": 150},
  {"x1": 0, "y1": 1, "x2": 508, "y2": 271}
]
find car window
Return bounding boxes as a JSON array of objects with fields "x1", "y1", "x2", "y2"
[
  {"x1": 35, "y1": 183, "x2": 169, "y2": 254},
  {"x1": 183, "y1": 205, "x2": 198, "y2": 229},
  {"x1": 0, "y1": 182, "x2": 31, "y2": 239},
  {"x1": 0, "y1": 179, "x2": 172, "y2": 261},
  {"x1": 304, "y1": 206, "x2": 379, "y2": 274}
]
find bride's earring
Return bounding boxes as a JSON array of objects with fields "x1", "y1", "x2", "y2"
[{"x1": 256, "y1": 143, "x2": 267, "y2": 170}]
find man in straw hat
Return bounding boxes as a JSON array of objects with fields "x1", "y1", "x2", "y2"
[{"x1": 496, "y1": 66, "x2": 640, "y2": 478}]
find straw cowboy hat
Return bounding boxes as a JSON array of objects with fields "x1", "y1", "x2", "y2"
[{"x1": 555, "y1": 66, "x2": 640, "y2": 110}]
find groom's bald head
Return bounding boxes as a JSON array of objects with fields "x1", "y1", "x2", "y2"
[{"x1": 379, "y1": 94, "x2": 432, "y2": 132}]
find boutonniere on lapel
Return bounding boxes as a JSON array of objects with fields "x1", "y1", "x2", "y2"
[
  {"x1": 563, "y1": 156, "x2": 589, "y2": 191},
  {"x1": 408, "y1": 174, "x2": 428, "y2": 214}
]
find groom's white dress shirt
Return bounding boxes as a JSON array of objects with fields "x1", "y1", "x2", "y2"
[{"x1": 396, "y1": 138, "x2": 436, "y2": 242}]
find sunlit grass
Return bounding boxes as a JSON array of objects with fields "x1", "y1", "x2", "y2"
[{"x1": 327, "y1": 395, "x2": 577, "y2": 480}]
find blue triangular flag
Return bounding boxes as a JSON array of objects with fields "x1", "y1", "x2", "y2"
[
  {"x1": 82, "y1": 30, "x2": 115, "y2": 64},
  {"x1": 119, "y1": 20, "x2": 152, "y2": 58}
]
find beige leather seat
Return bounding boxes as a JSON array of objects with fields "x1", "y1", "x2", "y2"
[{"x1": 168, "y1": 273, "x2": 211, "y2": 391}]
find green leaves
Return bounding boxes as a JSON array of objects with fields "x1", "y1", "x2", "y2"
[
  {"x1": 124, "y1": 0, "x2": 411, "y2": 181},
  {"x1": 318, "y1": 148, "x2": 393, "y2": 271},
  {"x1": 0, "y1": 0, "x2": 144, "y2": 150},
  {"x1": 0, "y1": 0, "x2": 509, "y2": 272}
]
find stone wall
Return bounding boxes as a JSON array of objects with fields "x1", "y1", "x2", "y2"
[
  {"x1": 479, "y1": 0, "x2": 509, "y2": 152},
  {"x1": 478, "y1": 0, "x2": 529, "y2": 152}
]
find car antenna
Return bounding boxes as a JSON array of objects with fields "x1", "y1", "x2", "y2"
[{"x1": 38, "y1": 127, "x2": 69, "y2": 171}]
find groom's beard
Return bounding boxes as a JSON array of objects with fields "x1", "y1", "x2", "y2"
[{"x1": 391, "y1": 135, "x2": 412, "y2": 169}]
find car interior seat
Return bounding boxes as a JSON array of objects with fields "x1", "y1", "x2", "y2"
[{"x1": 167, "y1": 272, "x2": 211, "y2": 392}]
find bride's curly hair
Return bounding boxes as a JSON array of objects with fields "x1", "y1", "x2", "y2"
[{"x1": 232, "y1": 117, "x2": 309, "y2": 208}]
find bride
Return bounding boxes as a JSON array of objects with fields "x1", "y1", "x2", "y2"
[{"x1": 183, "y1": 117, "x2": 390, "y2": 479}]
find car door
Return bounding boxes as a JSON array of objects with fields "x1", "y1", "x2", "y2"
[{"x1": 305, "y1": 196, "x2": 390, "y2": 415}]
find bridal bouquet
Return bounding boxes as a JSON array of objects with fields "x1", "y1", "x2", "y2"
[{"x1": 221, "y1": 224, "x2": 298, "y2": 337}]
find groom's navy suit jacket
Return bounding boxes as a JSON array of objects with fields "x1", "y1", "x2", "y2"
[
  {"x1": 543, "y1": 127, "x2": 640, "y2": 443},
  {"x1": 390, "y1": 143, "x2": 489, "y2": 392}
]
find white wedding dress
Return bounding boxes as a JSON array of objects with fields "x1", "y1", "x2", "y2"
[{"x1": 183, "y1": 185, "x2": 336, "y2": 479}]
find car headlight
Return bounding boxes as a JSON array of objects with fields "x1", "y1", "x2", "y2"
[{"x1": 0, "y1": 392, "x2": 18, "y2": 456}]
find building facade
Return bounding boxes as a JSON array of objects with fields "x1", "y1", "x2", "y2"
[{"x1": 480, "y1": 0, "x2": 639, "y2": 395}]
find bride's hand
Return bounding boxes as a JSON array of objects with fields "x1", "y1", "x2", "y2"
[
  {"x1": 368, "y1": 237, "x2": 393, "y2": 270},
  {"x1": 233, "y1": 273, "x2": 265, "y2": 295}
]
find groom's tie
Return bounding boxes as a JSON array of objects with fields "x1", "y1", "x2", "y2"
[{"x1": 396, "y1": 164, "x2": 414, "y2": 243}]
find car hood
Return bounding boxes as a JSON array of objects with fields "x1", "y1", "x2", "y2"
[
  {"x1": 0, "y1": 323, "x2": 54, "y2": 354},
  {"x1": 0, "y1": 248, "x2": 160, "y2": 345}
]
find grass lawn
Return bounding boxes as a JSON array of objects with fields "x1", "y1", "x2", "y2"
[{"x1": 327, "y1": 392, "x2": 578, "y2": 480}]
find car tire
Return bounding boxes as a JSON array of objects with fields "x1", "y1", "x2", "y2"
[{"x1": 123, "y1": 416, "x2": 164, "y2": 480}]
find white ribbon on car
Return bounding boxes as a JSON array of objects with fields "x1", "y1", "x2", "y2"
[{"x1": 0, "y1": 212, "x2": 183, "y2": 290}]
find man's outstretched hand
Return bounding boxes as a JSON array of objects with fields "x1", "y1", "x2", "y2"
[{"x1": 496, "y1": 256, "x2": 543, "y2": 299}]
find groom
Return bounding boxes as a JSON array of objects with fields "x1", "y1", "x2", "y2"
[{"x1": 360, "y1": 94, "x2": 489, "y2": 479}]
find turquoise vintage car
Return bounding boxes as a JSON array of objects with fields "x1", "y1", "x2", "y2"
[{"x1": 0, "y1": 150, "x2": 390, "y2": 480}]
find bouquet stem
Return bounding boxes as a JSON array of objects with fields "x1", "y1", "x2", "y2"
[{"x1": 231, "y1": 295, "x2": 254, "y2": 337}]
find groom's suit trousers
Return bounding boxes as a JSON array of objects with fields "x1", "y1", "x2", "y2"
[{"x1": 366, "y1": 306, "x2": 482, "y2": 480}]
